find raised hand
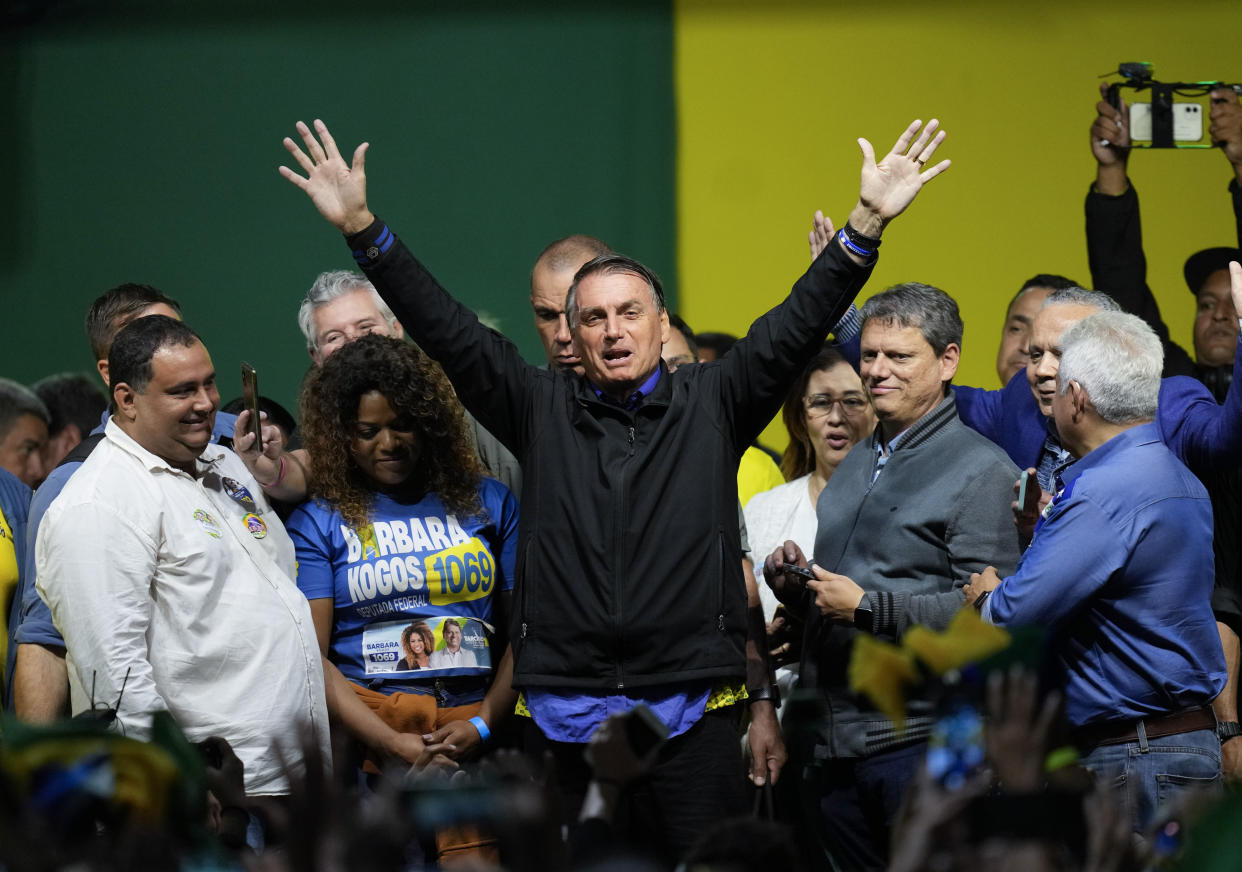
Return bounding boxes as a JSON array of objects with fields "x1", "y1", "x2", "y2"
[
  {"x1": 1091, "y1": 82, "x2": 1131, "y2": 166},
  {"x1": 853, "y1": 118, "x2": 950, "y2": 231},
  {"x1": 808, "y1": 210, "x2": 836, "y2": 261},
  {"x1": 1210, "y1": 88, "x2": 1242, "y2": 180},
  {"x1": 1231, "y1": 261, "x2": 1242, "y2": 322},
  {"x1": 984, "y1": 665, "x2": 1060, "y2": 792},
  {"x1": 279, "y1": 119, "x2": 375, "y2": 234}
]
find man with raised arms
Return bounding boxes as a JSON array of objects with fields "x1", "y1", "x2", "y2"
[{"x1": 278, "y1": 115, "x2": 950, "y2": 861}]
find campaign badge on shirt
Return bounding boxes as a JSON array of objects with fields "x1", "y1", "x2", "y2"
[
  {"x1": 221, "y1": 476, "x2": 258, "y2": 514},
  {"x1": 243, "y1": 512, "x2": 268, "y2": 540},
  {"x1": 194, "y1": 509, "x2": 223, "y2": 539}
]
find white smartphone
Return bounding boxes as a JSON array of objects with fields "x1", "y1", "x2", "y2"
[{"x1": 1129, "y1": 102, "x2": 1204, "y2": 142}]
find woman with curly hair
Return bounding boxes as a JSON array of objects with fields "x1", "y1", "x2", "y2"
[
  {"x1": 400, "y1": 621, "x2": 434, "y2": 670},
  {"x1": 285, "y1": 335, "x2": 519, "y2": 771}
]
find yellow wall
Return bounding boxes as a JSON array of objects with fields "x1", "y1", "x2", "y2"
[{"x1": 676, "y1": 0, "x2": 1241, "y2": 450}]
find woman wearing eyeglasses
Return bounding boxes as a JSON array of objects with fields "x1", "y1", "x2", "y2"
[{"x1": 742, "y1": 346, "x2": 876, "y2": 680}]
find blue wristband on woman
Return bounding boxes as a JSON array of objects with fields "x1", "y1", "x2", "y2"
[{"x1": 469, "y1": 715, "x2": 491, "y2": 743}]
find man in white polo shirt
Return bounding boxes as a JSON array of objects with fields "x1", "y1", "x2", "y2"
[{"x1": 36, "y1": 314, "x2": 328, "y2": 797}]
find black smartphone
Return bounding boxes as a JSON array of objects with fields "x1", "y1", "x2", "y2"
[
  {"x1": 782, "y1": 563, "x2": 816, "y2": 581},
  {"x1": 240, "y1": 362, "x2": 261, "y2": 447}
]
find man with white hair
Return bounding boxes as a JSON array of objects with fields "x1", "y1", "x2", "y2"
[{"x1": 971, "y1": 310, "x2": 1226, "y2": 833}]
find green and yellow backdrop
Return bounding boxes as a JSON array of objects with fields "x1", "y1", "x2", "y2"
[{"x1": 2, "y1": 0, "x2": 1238, "y2": 452}]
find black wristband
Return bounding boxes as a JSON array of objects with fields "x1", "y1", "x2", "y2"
[
  {"x1": 973, "y1": 590, "x2": 991, "y2": 612},
  {"x1": 1219, "y1": 720, "x2": 1242, "y2": 741},
  {"x1": 842, "y1": 222, "x2": 882, "y2": 251},
  {"x1": 747, "y1": 685, "x2": 781, "y2": 709}
]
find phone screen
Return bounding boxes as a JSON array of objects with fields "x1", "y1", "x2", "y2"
[{"x1": 926, "y1": 703, "x2": 984, "y2": 789}]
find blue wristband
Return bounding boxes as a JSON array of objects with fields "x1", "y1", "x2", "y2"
[
  {"x1": 836, "y1": 230, "x2": 875, "y2": 258},
  {"x1": 469, "y1": 715, "x2": 491, "y2": 743}
]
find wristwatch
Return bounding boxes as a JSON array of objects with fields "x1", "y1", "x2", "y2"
[
  {"x1": 747, "y1": 684, "x2": 782, "y2": 709},
  {"x1": 853, "y1": 603, "x2": 874, "y2": 633},
  {"x1": 1218, "y1": 720, "x2": 1242, "y2": 742}
]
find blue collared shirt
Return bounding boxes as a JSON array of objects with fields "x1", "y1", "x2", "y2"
[
  {"x1": 872, "y1": 424, "x2": 915, "y2": 483},
  {"x1": 985, "y1": 423, "x2": 1225, "y2": 728},
  {"x1": 588, "y1": 366, "x2": 663, "y2": 412}
]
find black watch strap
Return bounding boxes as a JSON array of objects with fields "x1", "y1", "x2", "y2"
[
  {"x1": 1219, "y1": 720, "x2": 1242, "y2": 741},
  {"x1": 747, "y1": 684, "x2": 781, "y2": 709},
  {"x1": 853, "y1": 604, "x2": 874, "y2": 633}
]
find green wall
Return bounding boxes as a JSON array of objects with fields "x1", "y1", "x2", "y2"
[{"x1": 0, "y1": 1, "x2": 676, "y2": 413}]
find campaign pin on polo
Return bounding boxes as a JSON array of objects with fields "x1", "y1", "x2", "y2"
[
  {"x1": 193, "y1": 509, "x2": 223, "y2": 539},
  {"x1": 243, "y1": 513, "x2": 268, "y2": 540},
  {"x1": 221, "y1": 476, "x2": 258, "y2": 514}
]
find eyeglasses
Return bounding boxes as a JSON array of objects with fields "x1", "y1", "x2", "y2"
[{"x1": 804, "y1": 393, "x2": 870, "y2": 418}]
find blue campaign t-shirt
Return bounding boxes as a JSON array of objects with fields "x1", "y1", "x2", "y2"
[{"x1": 286, "y1": 478, "x2": 518, "y2": 691}]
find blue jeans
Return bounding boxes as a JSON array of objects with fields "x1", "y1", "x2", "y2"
[{"x1": 1080, "y1": 726, "x2": 1222, "y2": 834}]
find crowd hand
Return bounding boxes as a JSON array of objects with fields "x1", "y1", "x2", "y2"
[
  {"x1": 851, "y1": 118, "x2": 950, "y2": 234},
  {"x1": 1230, "y1": 261, "x2": 1242, "y2": 319},
  {"x1": 1092, "y1": 82, "x2": 1131, "y2": 164},
  {"x1": 279, "y1": 119, "x2": 375, "y2": 235},
  {"x1": 200, "y1": 736, "x2": 247, "y2": 810},
  {"x1": 962, "y1": 566, "x2": 1003, "y2": 607},
  {"x1": 766, "y1": 608, "x2": 800, "y2": 667},
  {"x1": 887, "y1": 764, "x2": 990, "y2": 872},
  {"x1": 1209, "y1": 88, "x2": 1242, "y2": 172},
  {"x1": 808, "y1": 210, "x2": 835, "y2": 261},
  {"x1": 588, "y1": 713, "x2": 656, "y2": 788},
  {"x1": 807, "y1": 565, "x2": 864, "y2": 623},
  {"x1": 423, "y1": 719, "x2": 486, "y2": 761},
  {"x1": 746, "y1": 700, "x2": 786, "y2": 786},
  {"x1": 984, "y1": 665, "x2": 1061, "y2": 792},
  {"x1": 199, "y1": 736, "x2": 248, "y2": 847}
]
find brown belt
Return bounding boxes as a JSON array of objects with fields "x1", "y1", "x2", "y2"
[{"x1": 1071, "y1": 706, "x2": 1216, "y2": 751}]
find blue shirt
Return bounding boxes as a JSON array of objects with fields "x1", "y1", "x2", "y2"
[
  {"x1": 984, "y1": 423, "x2": 1225, "y2": 728},
  {"x1": 286, "y1": 480, "x2": 518, "y2": 694},
  {"x1": 1, "y1": 468, "x2": 32, "y2": 708},
  {"x1": 6, "y1": 411, "x2": 237, "y2": 709},
  {"x1": 953, "y1": 343, "x2": 1242, "y2": 479}
]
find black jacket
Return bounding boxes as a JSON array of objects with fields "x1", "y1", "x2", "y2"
[{"x1": 348, "y1": 220, "x2": 873, "y2": 689}]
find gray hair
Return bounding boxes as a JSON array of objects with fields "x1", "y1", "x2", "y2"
[
  {"x1": 859, "y1": 282, "x2": 963, "y2": 355},
  {"x1": 1057, "y1": 311, "x2": 1161, "y2": 424},
  {"x1": 1041, "y1": 286, "x2": 1121, "y2": 312},
  {"x1": 566, "y1": 255, "x2": 666, "y2": 329},
  {"x1": 0, "y1": 377, "x2": 51, "y2": 442},
  {"x1": 297, "y1": 270, "x2": 397, "y2": 354}
]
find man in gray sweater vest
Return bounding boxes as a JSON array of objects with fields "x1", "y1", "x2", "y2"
[{"x1": 766, "y1": 282, "x2": 1021, "y2": 870}]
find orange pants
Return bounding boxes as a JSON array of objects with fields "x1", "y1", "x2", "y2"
[{"x1": 351, "y1": 683, "x2": 480, "y2": 739}]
